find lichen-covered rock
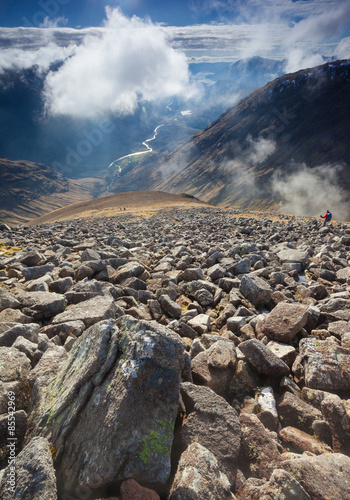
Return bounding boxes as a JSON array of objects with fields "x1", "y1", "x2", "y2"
[
  {"x1": 296, "y1": 337, "x2": 350, "y2": 391},
  {"x1": 239, "y1": 412, "x2": 283, "y2": 480},
  {"x1": 27, "y1": 316, "x2": 185, "y2": 497},
  {"x1": 169, "y1": 443, "x2": 235, "y2": 500},
  {"x1": 0, "y1": 437, "x2": 57, "y2": 499},
  {"x1": 282, "y1": 453, "x2": 350, "y2": 500}
]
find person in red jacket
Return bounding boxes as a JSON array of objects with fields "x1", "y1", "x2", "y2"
[{"x1": 320, "y1": 210, "x2": 332, "y2": 226}]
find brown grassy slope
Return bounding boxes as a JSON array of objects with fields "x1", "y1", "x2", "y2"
[{"x1": 26, "y1": 191, "x2": 211, "y2": 225}]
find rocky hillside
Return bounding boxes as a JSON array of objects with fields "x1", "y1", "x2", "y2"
[
  {"x1": 0, "y1": 207, "x2": 350, "y2": 498},
  {"x1": 111, "y1": 60, "x2": 350, "y2": 212},
  {"x1": 0, "y1": 157, "x2": 104, "y2": 225}
]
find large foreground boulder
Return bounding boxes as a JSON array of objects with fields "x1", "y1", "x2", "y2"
[{"x1": 26, "y1": 317, "x2": 186, "y2": 497}]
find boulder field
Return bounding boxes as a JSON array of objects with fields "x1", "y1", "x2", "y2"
[{"x1": 0, "y1": 207, "x2": 350, "y2": 499}]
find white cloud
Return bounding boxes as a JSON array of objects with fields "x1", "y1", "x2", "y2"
[
  {"x1": 38, "y1": 16, "x2": 68, "y2": 29},
  {"x1": 0, "y1": 42, "x2": 77, "y2": 74},
  {"x1": 335, "y1": 36, "x2": 350, "y2": 58},
  {"x1": 43, "y1": 8, "x2": 196, "y2": 118},
  {"x1": 283, "y1": 0, "x2": 350, "y2": 71},
  {"x1": 284, "y1": 48, "x2": 325, "y2": 73},
  {"x1": 288, "y1": 1, "x2": 350, "y2": 43}
]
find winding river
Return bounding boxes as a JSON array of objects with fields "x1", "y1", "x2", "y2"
[{"x1": 108, "y1": 124, "x2": 165, "y2": 170}]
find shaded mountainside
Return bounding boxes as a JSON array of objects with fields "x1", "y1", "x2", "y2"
[
  {"x1": 111, "y1": 60, "x2": 350, "y2": 212},
  {"x1": 0, "y1": 157, "x2": 104, "y2": 225}
]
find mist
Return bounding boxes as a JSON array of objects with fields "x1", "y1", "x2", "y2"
[
  {"x1": 222, "y1": 136, "x2": 276, "y2": 195},
  {"x1": 272, "y1": 163, "x2": 349, "y2": 221}
]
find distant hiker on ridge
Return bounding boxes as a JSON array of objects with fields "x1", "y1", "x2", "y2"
[{"x1": 320, "y1": 210, "x2": 332, "y2": 226}]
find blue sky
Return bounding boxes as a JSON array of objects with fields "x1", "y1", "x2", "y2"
[
  {"x1": 0, "y1": 0, "x2": 348, "y2": 31},
  {"x1": 1, "y1": 0, "x2": 218, "y2": 28}
]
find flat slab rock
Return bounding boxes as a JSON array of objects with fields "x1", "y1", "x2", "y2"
[
  {"x1": 238, "y1": 469, "x2": 311, "y2": 500},
  {"x1": 52, "y1": 295, "x2": 115, "y2": 327},
  {"x1": 17, "y1": 291, "x2": 67, "y2": 320},
  {"x1": 277, "y1": 249, "x2": 309, "y2": 266}
]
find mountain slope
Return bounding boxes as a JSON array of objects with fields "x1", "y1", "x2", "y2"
[
  {"x1": 111, "y1": 60, "x2": 350, "y2": 214},
  {"x1": 0, "y1": 157, "x2": 103, "y2": 225}
]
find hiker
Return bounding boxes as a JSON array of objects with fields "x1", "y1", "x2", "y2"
[{"x1": 320, "y1": 210, "x2": 332, "y2": 226}]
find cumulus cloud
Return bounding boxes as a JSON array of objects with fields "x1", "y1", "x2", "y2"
[
  {"x1": 43, "y1": 8, "x2": 196, "y2": 119},
  {"x1": 272, "y1": 163, "x2": 349, "y2": 220}
]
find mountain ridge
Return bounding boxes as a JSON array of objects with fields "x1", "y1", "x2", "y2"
[
  {"x1": 110, "y1": 59, "x2": 350, "y2": 217},
  {"x1": 0, "y1": 157, "x2": 104, "y2": 224}
]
